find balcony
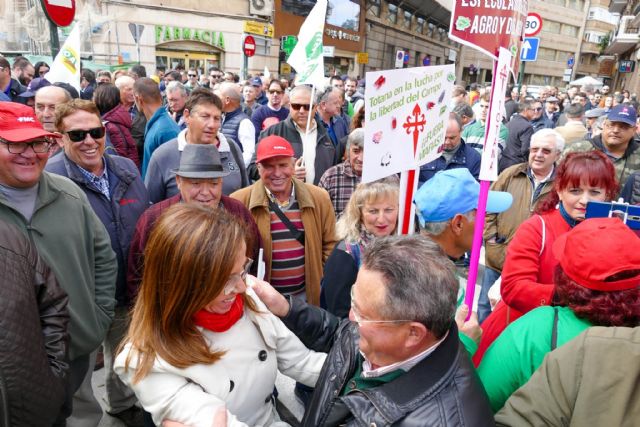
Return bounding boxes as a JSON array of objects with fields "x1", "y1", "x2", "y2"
[
  {"x1": 582, "y1": 41, "x2": 601, "y2": 54},
  {"x1": 605, "y1": 16, "x2": 640, "y2": 55},
  {"x1": 609, "y1": 0, "x2": 628, "y2": 14}
]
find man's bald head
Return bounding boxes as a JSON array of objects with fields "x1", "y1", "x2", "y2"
[
  {"x1": 35, "y1": 86, "x2": 71, "y2": 132},
  {"x1": 217, "y1": 82, "x2": 242, "y2": 112}
]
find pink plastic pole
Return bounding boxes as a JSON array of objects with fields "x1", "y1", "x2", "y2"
[{"x1": 464, "y1": 180, "x2": 490, "y2": 319}]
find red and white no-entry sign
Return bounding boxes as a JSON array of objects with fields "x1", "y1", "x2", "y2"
[
  {"x1": 40, "y1": 0, "x2": 76, "y2": 27},
  {"x1": 524, "y1": 13, "x2": 543, "y2": 37},
  {"x1": 243, "y1": 35, "x2": 256, "y2": 57}
]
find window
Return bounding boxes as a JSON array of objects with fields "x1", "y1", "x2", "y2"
[
  {"x1": 283, "y1": 0, "x2": 360, "y2": 31},
  {"x1": 546, "y1": 0, "x2": 565, "y2": 6},
  {"x1": 427, "y1": 22, "x2": 436, "y2": 37},
  {"x1": 543, "y1": 21, "x2": 561, "y2": 34},
  {"x1": 368, "y1": 0, "x2": 381, "y2": 17},
  {"x1": 538, "y1": 47, "x2": 556, "y2": 61},
  {"x1": 561, "y1": 24, "x2": 578, "y2": 36},
  {"x1": 404, "y1": 11, "x2": 413, "y2": 29},
  {"x1": 388, "y1": 4, "x2": 398, "y2": 24},
  {"x1": 416, "y1": 17, "x2": 425, "y2": 34}
]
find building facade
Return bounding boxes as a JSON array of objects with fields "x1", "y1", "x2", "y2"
[
  {"x1": 1, "y1": 0, "x2": 279, "y2": 77},
  {"x1": 605, "y1": 0, "x2": 640, "y2": 93}
]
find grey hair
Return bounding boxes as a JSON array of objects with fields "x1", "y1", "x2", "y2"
[
  {"x1": 362, "y1": 235, "x2": 458, "y2": 338},
  {"x1": 290, "y1": 84, "x2": 312, "y2": 99},
  {"x1": 421, "y1": 210, "x2": 475, "y2": 236},
  {"x1": 165, "y1": 81, "x2": 187, "y2": 97},
  {"x1": 453, "y1": 102, "x2": 474, "y2": 119},
  {"x1": 346, "y1": 128, "x2": 364, "y2": 150},
  {"x1": 531, "y1": 128, "x2": 565, "y2": 152}
]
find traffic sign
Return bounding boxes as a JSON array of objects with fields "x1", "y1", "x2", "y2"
[
  {"x1": 423, "y1": 56, "x2": 431, "y2": 66},
  {"x1": 243, "y1": 35, "x2": 256, "y2": 57},
  {"x1": 524, "y1": 13, "x2": 543, "y2": 37},
  {"x1": 40, "y1": 0, "x2": 76, "y2": 27},
  {"x1": 395, "y1": 50, "x2": 404, "y2": 68},
  {"x1": 403, "y1": 52, "x2": 410, "y2": 64},
  {"x1": 567, "y1": 56, "x2": 575, "y2": 68},
  {"x1": 128, "y1": 23, "x2": 144, "y2": 43},
  {"x1": 520, "y1": 37, "x2": 540, "y2": 62}
]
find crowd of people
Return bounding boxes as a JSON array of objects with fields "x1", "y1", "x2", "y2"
[{"x1": 0, "y1": 53, "x2": 638, "y2": 427}]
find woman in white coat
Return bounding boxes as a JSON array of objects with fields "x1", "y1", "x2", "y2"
[{"x1": 115, "y1": 203, "x2": 326, "y2": 426}]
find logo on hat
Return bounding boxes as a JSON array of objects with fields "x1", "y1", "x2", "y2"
[{"x1": 17, "y1": 117, "x2": 35, "y2": 123}]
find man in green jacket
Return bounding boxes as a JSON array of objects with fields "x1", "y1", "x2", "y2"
[
  {"x1": 0, "y1": 102, "x2": 117, "y2": 423},
  {"x1": 496, "y1": 326, "x2": 640, "y2": 426}
]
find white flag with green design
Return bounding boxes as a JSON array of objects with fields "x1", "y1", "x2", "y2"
[{"x1": 287, "y1": 0, "x2": 327, "y2": 87}]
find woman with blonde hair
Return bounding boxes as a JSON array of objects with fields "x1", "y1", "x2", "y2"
[
  {"x1": 115, "y1": 203, "x2": 325, "y2": 427},
  {"x1": 320, "y1": 177, "x2": 399, "y2": 317}
]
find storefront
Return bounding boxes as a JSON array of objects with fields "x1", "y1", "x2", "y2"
[
  {"x1": 274, "y1": 0, "x2": 365, "y2": 78},
  {"x1": 154, "y1": 25, "x2": 226, "y2": 74}
]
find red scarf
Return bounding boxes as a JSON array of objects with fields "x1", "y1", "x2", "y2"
[{"x1": 193, "y1": 295, "x2": 244, "y2": 333}]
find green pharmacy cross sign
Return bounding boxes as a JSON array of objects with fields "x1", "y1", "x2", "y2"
[{"x1": 280, "y1": 35, "x2": 298, "y2": 58}]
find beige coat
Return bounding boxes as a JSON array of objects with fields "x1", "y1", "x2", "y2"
[
  {"x1": 231, "y1": 178, "x2": 337, "y2": 305},
  {"x1": 484, "y1": 163, "x2": 554, "y2": 271}
]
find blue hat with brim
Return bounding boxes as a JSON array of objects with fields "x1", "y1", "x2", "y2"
[{"x1": 414, "y1": 168, "x2": 513, "y2": 227}]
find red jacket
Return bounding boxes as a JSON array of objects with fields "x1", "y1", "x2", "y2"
[
  {"x1": 103, "y1": 104, "x2": 141, "y2": 168},
  {"x1": 474, "y1": 208, "x2": 571, "y2": 365}
]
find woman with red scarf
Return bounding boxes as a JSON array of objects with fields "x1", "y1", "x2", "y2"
[
  {"x1": 473, "y1": 151, "x2": 619, "y2": 365},
  {"x1": 115, "y1": 203, "x2": 325, "y2": 427}
]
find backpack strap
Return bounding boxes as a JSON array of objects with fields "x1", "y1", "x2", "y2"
[
  {"x1": 550, "y1": 306, "x2": 559, "y2": 351},
  {"x1": 538, "y1": 215, "x2": 546, "y2": 256}
]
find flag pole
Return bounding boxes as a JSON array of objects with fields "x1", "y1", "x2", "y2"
[{"x1": 300, "y1": 84, "x2": 317, "y2": 169}]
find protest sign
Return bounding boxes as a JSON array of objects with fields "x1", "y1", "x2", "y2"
[
  {"x1": 362, "y1": 65, "x2": 455, "y2": 234},
  {"x1": 479, "y1": 47, "x2": 512, "y2": 181},
  {"x1": 449, "y1": 0, "x2": 528, "y2": 76}
]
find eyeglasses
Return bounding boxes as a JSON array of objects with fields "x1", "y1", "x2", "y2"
[
  {"x1": 290, "y1": 103, "x2": 312, "y2": 111},
  {"x1": 223, "y1": 258, "x2": 253, "y2": 295},
  {"x1": 268, "y1": 89, "x2": 283, "y2": 95},
  {"x1": 0, "y1": 138, "x2": 53, "y2": 154},
  {"x1": 349, "y1": 287, "x2": 412, "y2": 326},
  {"x1": 64, "y1": 127, "x2": 106, "y2": 143},
  {"x1": 210, "y1": 74, "x2": 222, "y2": 79},
  {"x1": 532, "y1": 107, "x2": 543, "y2": 112},
  {"x1": 188, "y1": 74, "x2": 197, "y2": 77}
]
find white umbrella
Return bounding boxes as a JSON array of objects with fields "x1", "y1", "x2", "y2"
[{"x1": 569, "y1": 76, "x2": 603, "y2": 87}]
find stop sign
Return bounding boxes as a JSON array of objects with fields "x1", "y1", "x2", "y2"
[
  {"x1": 40, "y1": 0, "x2": 76, "y2": 27},
  {"x1": 243, "y1": 35, "x2": 256, "y2": 57}
]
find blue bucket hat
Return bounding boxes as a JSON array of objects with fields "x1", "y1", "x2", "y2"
[{"x1": 414, "y1": 169, "x2": 513, "y2": 227}]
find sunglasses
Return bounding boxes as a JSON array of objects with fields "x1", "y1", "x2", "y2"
[
  {"x1": 188, "y1": 74, "x2": 197, "y2": 77},
  {"x1": 210, "y1": 74, "x2": 222, "y2": 79},
  {"x1": 290, "y1": 103, "x2": 312, "y2": 111},
  {"x1": 268, "y1": 90, "x2": 283, "y2": 95},
  {"x1": 532, "y1": 107, "x2": 543, "y2": 111},
  {"x1": 65, "y1": 127, "x2": 106, "y2": 143}
]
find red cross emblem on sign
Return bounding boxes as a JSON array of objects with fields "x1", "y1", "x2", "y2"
[
  {"x1": 399, "y1": 103, "x2": 426, "y2": 234},
  {"x1": 403, "y1": 103, "x2": 426, "y2": 154}
]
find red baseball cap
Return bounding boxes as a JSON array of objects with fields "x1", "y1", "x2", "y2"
[
  {"x1": 0, "y1": 102, "x2": 60, "y2": 142},
  {"x1": 553, "y1": 217, "x2": 640, "y2": 292},
  {"x1": 256, "y1": 135, "x2": 295, "y2": 163}
]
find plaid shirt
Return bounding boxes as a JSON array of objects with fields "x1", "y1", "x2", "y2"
[
  {"x1": 77, "y1": 161, "x2": 110, "y2": 199},
  {"x1": 318, "y1": 160, "x2": 360, "y2": 217}
]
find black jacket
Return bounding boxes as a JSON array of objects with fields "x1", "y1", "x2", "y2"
[
  {"x1": 248, "y1": 117, "x2": 339, "y2": 184},
  {"x1": 0, "y1": 220, "x2": 69, "y2": 426},
  {"x1": 499, "y1": 114, "x2": 534, "y2": 173},
  {"x1": 282, "y1": 300, "x2": 494, "y2": 426}
]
